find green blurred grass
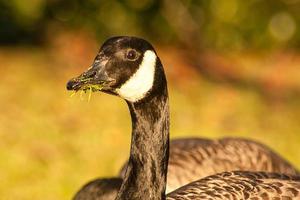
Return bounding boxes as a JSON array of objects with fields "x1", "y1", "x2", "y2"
[{"x1": 0, "y1": 47, "x2": 299, "y2": 200}]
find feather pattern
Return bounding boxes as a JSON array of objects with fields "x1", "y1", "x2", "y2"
[
  {"x1": 166, "y1": 137, "x2": 299, "y2": 192},
  {"x1": 167, "y1": 171, "x2": 300, "y2": 200}
]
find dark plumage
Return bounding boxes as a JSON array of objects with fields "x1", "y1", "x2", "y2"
[
  {"x1": 167, "y1": 171, "x2": 300, "y2": 200},
  {"x1": 74, "y1": 137, "x2": 298, "y2": 200},
  {"x1": 118, "y1": 137, "x2": 299, "y2": 192},
  {"x1": 67, "y1": 36, "x2": 300, "y2": 200},
  {"x1": 73, "y1": 178, "x2": 122, "y2": 200},
  {"x1": 165, "y1": 137, "x2": 299, "y2": 192}
]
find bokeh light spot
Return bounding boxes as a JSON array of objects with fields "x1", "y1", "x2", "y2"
[
  {"x1": 269, "y1": 12, "x2": 296, "y2": 42},
  {"x1": 211, "y1": 0, "x2": 238, "y2": 22}
]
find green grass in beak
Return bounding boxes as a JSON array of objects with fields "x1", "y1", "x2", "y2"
[{"x1": 69, "y1": 84, "x2": 103, "y2": 102}]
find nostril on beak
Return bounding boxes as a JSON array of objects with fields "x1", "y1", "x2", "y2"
[{"x1": 66, "y1": 80, "x2": 76, "y2": 90}]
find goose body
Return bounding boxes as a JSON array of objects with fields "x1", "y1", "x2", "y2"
[
  {"x1": 74, "y1": 178, "x2": 122, "y2": 200},
  {"x1": 165, "y1": 137, "x2": 299, "y2": 192},
  {"x1": 167, "y1": 171, "x2": 300, "y2": 200},
  {"x1": 67, "y1": 36, "x2": 300, "y2": 200},
  {"x1": 73, "y1": 137, "x2": 299, "y2": 200}
]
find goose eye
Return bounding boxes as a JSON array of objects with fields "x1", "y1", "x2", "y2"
[{"x1": 126, "y1": 50, "x2": 137, "y2": 60}]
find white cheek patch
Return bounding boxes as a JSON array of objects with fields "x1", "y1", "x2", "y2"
[{"x1": 116, "y1": 50, "x2": 157, "y2": 102}]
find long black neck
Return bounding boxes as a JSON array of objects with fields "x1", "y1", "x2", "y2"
[{"x1": 115, "y1": 66, "x2": 170, "y2": 200}]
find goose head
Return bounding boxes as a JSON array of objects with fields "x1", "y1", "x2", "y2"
[{"x1": 66, "y1": 36, "x2": 164, "y2": 103}]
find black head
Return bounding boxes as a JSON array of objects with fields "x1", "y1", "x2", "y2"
[{"x1": 66, "y1": 36, "x2": 164, "y2": 102}]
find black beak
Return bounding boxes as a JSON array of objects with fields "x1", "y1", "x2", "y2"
[
  {"x1": 66, "y1": 66, "x2": 114, "y2": 91},
  {"x1": 66, "y1": 79, "x2": 79, "y2": 91},
  {"x1": 66, "y1": 68, "x2": 95, "y2": 91}
]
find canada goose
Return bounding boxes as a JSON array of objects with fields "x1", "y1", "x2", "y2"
[{"x1": 67, "y1": 36, "x2": 300, "y2": 199}]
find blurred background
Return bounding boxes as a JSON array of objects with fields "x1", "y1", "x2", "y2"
[{"x1": 0, "y1": 0, "x2": 300, "y2": 199}]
